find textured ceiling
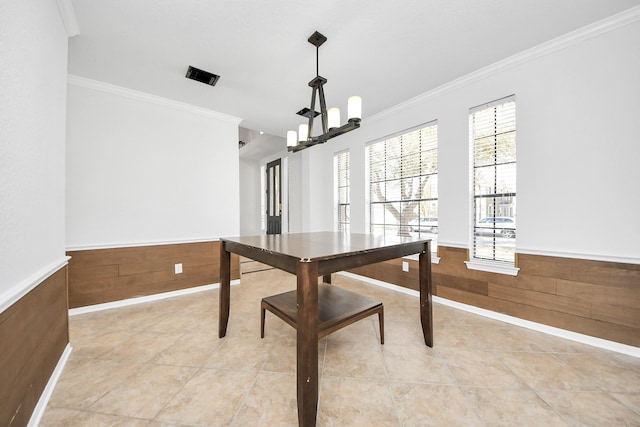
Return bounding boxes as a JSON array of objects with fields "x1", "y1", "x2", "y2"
[{"x1": 68, "y1": 0, "x2": 640, "y2": 145}]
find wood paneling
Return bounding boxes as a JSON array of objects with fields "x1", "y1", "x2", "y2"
[
  {"x1": 0, "y1": 267, "x2": 68, "y2": 426},
  {"x1": 67, "y1": 241, "x2": 240, "y2": 308},
  {"x1": 437, "y1": 274, "x2": 489, "y2": 295},
  {"x1": 487, "y1": 282, "x2": 591, "y2": 318},
  {"x1": 349, "y1": 258, "x2": 419, "y2": 291},
  {"x1": 348, "y1": 246, "x2": 640, "y2": 347}
]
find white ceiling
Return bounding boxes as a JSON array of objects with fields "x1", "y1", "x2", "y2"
[{"x1": 68, "y1": 0, "x2": 640, "y2": 155}]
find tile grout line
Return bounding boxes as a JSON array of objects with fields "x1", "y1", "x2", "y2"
[{"x1": 148, "y1": 363, "x2": 203, "y2": 425}]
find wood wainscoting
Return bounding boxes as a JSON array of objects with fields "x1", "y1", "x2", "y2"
[
  {"x1": 349, "y1": 246, "x2": 640, "y2": 347},
  {"x1": 0, "y1": 267, "x2": 69, "y2": 426},
  {"x1": 67, "y1": 241, "x2": 240, "y2": 308}
]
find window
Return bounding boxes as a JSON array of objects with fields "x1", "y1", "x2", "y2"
[
  {"x1": 367, "y1": 122, "x2": 438, "y2": 249},
  {"x1": 470, "y1": 95, "x2": 516, "y2": 264},
  {"x1": 335, "y1": 150, "x2": 350, "y2": 232}
]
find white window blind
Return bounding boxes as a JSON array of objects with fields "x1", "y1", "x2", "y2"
[
  {"x1": 367, "y1": 122, "x2": 438, "y2": 248},
  {"x1": 335, "y1": 150, "x2": 350, "y2": 232},
  {"x1": 470, "y1": 95, "x2": 516, "y2": 263}
]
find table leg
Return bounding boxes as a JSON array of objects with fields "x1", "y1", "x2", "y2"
[
  {"x1": 419, "y1": 241, "x2": 433, "y2": 347},
  {"x1": 322, "y1": 274, "x2": 331, "y2": 284},
  {"x1": 218, "y1": 242, "x2": 231, "y2": 338},
  {"x1": 297, "y1": 260, "x2": 319, "y2": 426}
]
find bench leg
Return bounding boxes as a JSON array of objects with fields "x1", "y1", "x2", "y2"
[{"x1": 260, "y1": 304, "x2": 266, "y2": 338}]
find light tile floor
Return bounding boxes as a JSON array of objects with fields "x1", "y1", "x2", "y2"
[{"x1": 42, "y1": 266, "x2": 640, "y2": 426}]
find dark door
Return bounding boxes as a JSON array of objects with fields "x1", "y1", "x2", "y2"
[{"x1": 266, "y1": 159, "x2": 282, "y2": 234}]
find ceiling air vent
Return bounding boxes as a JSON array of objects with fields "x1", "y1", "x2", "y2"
[{"x1": 186, "y1": 66, "x2": 220, "y2": 86}]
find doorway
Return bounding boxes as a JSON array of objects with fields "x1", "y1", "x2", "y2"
[{"x1": 266, "y1": 158, "x2": 282, "y2": 234}]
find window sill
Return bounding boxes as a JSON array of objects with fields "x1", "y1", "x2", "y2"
[{"x1": 465, "y1": 259, "x2": 519, "y2": 276}]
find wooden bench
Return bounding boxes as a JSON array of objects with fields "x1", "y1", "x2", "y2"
[{"x1": 261, "y1": 283, "x2": 384, "y2": 344}]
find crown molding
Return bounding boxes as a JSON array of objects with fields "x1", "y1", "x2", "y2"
[
  {"x1": 56, "y1": 0, "x2": 79, "y2": 37},
  {"x1": 368, "y1": 5, "x2": 640, "y2": 123},
  {"x1": 67, "y1": 74, "x2": 243, "y2": 124}
]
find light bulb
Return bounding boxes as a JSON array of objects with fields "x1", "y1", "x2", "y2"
[
  {"x1": 328, "y1": 107, "x2": 340, "y2": 129},
  {"x1": 287, "y1": 130, "x2": 297, "y2": 147},
  {"x1": 348, "y1": 96, "x2": 362, "y2": 120},
  {"x1": 298, "y1": 124, "x2": 309, "y2": 142}
]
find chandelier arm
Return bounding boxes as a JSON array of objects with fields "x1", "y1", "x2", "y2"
[
  {"x1": 288, "y1": 118, "x2": 361, "y2": 152},
  {"x1": 317, "y1": 84, "x2": 328, "y2": 134},
  {"x1": 319, "y1": 118, "x2": 360, "y2": 142},
  {"x1": 307, "y1": 86, "x2": 318, "y2": 140}
]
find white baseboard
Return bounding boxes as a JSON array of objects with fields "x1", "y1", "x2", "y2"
[
  {"x1": 28, "y1": 343, "x2": 73, "y2": 427},
  {"x1": 69, "y1": 280, "x2": 240, "y2": 316},
  {"x1": 338, "y1": 271, "x2": 640, "y2": 358}
]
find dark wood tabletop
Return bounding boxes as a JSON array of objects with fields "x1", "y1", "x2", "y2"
[{"x1": 220, "y1": 231, "x2": 429, "y2": 276}]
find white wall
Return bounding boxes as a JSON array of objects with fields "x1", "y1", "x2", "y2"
[
  {"x1": 287, "y1": 153, "x2": 304, "y2": 233},
  {"x1": 302, "y1": 17, "x2": 640, "y2": 263},
  {"x1": 66, "y1": 78, "x2": 242, "y2": 248},
  {"x1": 0, "y1": 1, "x2": 69, "y2": 304},
  {"x1": 239, "y1": 157, "x2": 262, "y2": 236}
]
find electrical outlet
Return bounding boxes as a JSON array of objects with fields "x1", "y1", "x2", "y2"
[
  {"x1": 402, "y1": 261, "x2": 409, "y2": 272},
  {"x1": 174, "y1": 263, "x2": 183, "y2": 274}
]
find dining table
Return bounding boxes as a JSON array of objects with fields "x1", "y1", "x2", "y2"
[{"x1": 218, "y1": 232, "x2": 432, "y2": 426}]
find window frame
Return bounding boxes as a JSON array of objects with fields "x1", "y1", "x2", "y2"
[
  {"x1": 466, "y1": 95, "x2": 519, "y2": 276},
  {"x1": 366, "y1": 121, "x2": 439, "y2": 252},
  {"x1": 334, "y1": 149, "x2": 350, "y2": 232}
]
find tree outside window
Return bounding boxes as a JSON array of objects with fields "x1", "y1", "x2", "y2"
[{"x1": 368, "y1": 122, "x2": 438, "y2": 245}]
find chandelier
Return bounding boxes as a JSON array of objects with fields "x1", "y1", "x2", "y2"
[{"x1": 287, "y1": 31, "x2": 362, "y2": 152}]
